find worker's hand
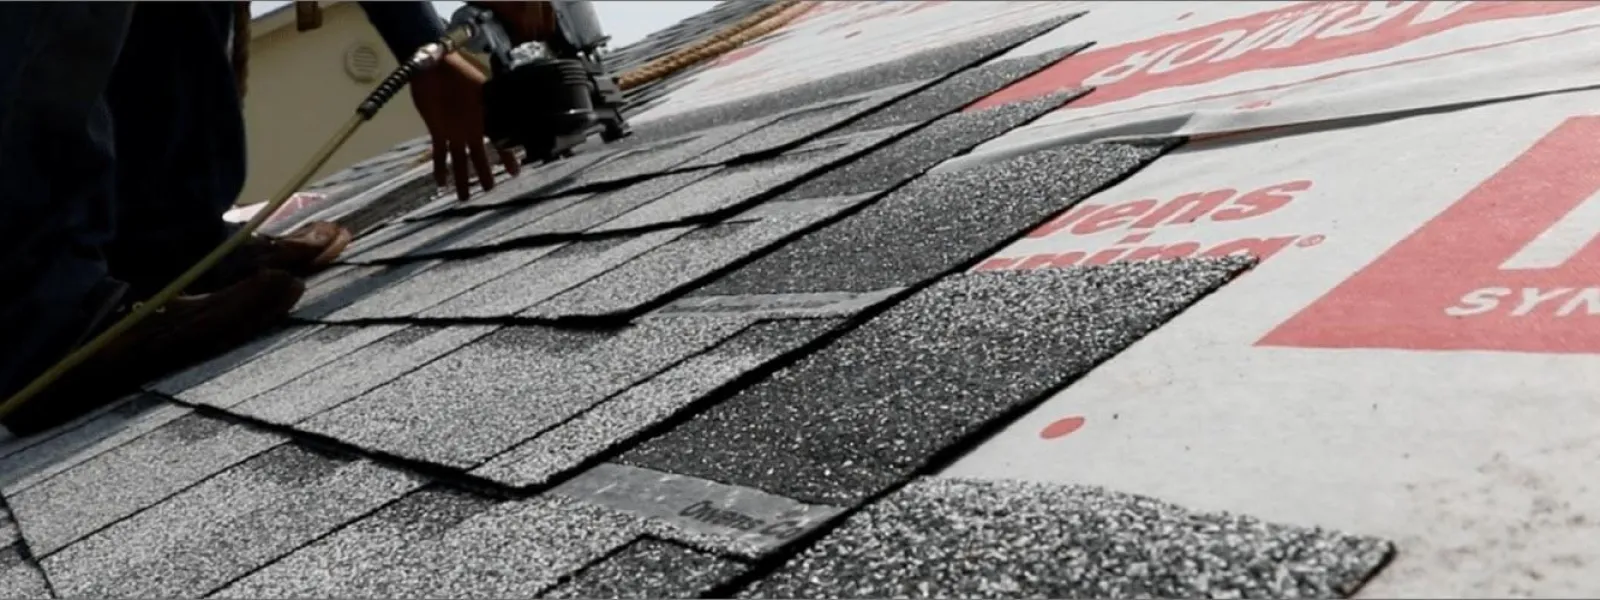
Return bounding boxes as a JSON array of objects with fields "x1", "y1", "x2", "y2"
[{"x1": 410, "y1": 52, "x2": 521, "y2": 202}]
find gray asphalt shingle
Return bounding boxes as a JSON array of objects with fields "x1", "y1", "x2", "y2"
[
  {"x1": 742, "y1": 477, "x2": 1395, "y2": 599},
  {"x1": 623, "y1": 260, "x2": 1252, "y2": 505},
  {"x1": 297, "y1": 317, "x2": 748, "y2": 468}
]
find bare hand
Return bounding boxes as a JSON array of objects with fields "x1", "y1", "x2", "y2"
[{"x1": 410, "y1": 52, "x2": 521, "y2": 202}]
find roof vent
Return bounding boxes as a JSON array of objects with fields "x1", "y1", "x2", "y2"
[{"x1": 344, "y1": 42, "x2": 382, "y2": 82}]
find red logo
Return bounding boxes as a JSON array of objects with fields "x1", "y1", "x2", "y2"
[
  {"x1": 1261, "y1": 116, "x2": 1600, "y2": 354},
  {"x1": 978, "y1": 180, "x2": 1324, "y2": 271},
  {"x1": 969, "y1": 1, "x2": 1596, "y2": 112}
]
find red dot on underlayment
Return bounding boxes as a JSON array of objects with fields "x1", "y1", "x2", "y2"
[{"x1": 1040, "y1": 416, "x2": 1086, "y2": 440}]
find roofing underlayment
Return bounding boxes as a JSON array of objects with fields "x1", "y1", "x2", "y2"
[{"x1": 3, "y1": 0, "x2": 1596, "y2": 597}]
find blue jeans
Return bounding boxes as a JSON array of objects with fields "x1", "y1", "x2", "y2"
[{"x1": 0, "y1": 2, "x2": 246, "y2": 401}]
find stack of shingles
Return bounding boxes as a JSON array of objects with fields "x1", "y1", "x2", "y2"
[{"x1": 0, "y1": 12, "x2": 1402, "y2": 600}]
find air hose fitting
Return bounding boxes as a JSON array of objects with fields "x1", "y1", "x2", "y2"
[{"x1": 358, "y1": 23, "x2": 476, "y2": 119}]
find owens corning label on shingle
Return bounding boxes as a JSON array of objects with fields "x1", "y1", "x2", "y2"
[{"x1": 552, "y1": 463, "x2": 843, "y2": 557}]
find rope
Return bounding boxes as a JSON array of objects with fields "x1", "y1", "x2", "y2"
[{"x1": 619, "y1": 0, "x2": 811, "y2": 91}]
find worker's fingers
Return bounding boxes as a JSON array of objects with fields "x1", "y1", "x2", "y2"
[
  {"x1": 498, "y1": 147, "x2": 522, "y2": 178},
  {"x1": 431, "y1": 138, "x2": 449, "y2": 189},
  {"x1": 450, "y1": 142, "x2": 472, "y2": 202},
  {"x1": 469, "y1": 139, "x2": 496, "y2": 195}
]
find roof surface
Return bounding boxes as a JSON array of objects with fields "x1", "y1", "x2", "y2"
[{"x1": 2, "y1": 0, "x2": 1595, "y2": 597}]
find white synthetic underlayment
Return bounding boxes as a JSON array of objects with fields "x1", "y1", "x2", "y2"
[
  {"x1": 646, "y1": 1, "x2": 1600, "y2": 596},
  {"x1": 954, "y1": 88, "x2": 1600, "y2": 597}
]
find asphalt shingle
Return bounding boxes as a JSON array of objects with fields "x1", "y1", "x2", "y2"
[
  {"x1": 590, "y1": 126, "x2": 912, "y2": 232},
  {"x1": 0, "y1": 394, "x2": 189, "y2": 496},
  {"x1": 552, "y1": 463, "x2": 845, "y2": 559},
  {"x1": 526, "y1": 195, "x2": 873, "y2": 319},
  {"x1": 837, "y1": 44, "x2": 1088, "y2": 135},
  {"x1": 653, "y1": 289, "x2": 905, "y2": 320},
  {"x1": 150, "y1": 327, "x2": 313, "y2": 396},
  {"x1": 470, "y1": 318, "x2": 844, "y2": 488},
  {"x1": 545, "y1": 538, "x2": 749, "y2": 599},
  {"x1": 298, "y1": 317, "x2": 748, "y2": 468},
  {"x1": 8, "y1": 414, "x2": 283, "y2": 557},
  {"x1": 623, "y1": 260, "x2": 1252, "y2": 505},
  {"x1": 783, "y1": 90, "x2": 1085, "y2": 201},
  {"x1": 421, "y1": 229, "x2": 690, "y2": 319},
  {"x1": 177, "y1": 325, "x2": 404, "y2": 407},
  {"x1": 229, "y1": 325, "x2": 497, "y2": 426},
  {"x1": 0, "y1": 544, "x2": 48, "y2": 599},
  {"x1": 741, "y1": 477, "x2": 1396, "y2": 599},
  {"x1": 677, "y1": 82, "x2": 927, "y2": 168},
  {"x1": 212, "y1": 489, "x2": 644, "y2": 599},
  {"x1": 505, "y1": 170, "x2": 717, "y2": 237},
  {"x1": 318, "y1": 246, "x2": 566, "y2": 321},
  {"x1": 42, "y1": 444, "x2": 424, "y2": 598},
  {"x1": 696, "y1": 140, "x2": 1172, "y2": 296},
  {"x1": 563, "y1": 120, "x2": 765, "y2": 187},
  {"x1": 626, "y1": 15, "x2": 1081, "y2": 141}
]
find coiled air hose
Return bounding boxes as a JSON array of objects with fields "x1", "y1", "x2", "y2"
[{"x1": 0, "y1": 1, "x2": 813, "y2": 420}]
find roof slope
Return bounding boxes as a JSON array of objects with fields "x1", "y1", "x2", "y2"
[{"x1": 3, "y1": 1, "x2": 1597, "y2": 597}]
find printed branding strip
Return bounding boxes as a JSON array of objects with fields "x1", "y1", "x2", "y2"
[
  {"x1": 655, "y1": 289, "x2": 906, "y2": 320},
  {"x1": 1261, "y1": 114, "x2": 1600, "y2": 353},
  {"x1": 552, "y1": 463, "x2": 845, "y2": 558}
]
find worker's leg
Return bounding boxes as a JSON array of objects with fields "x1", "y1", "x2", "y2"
[
  {"x1": 102, "y1": 2, "x2": 250, "y2": 300},
  {"x1": 102, "y1": 2, "x2": 353, "y2": 297},
  {"x1": 0, "y1": 3, "x2": 137, "y2": 406},
  {"x1": 0, "y1": 2, "x2": 308, "y2": 436}
]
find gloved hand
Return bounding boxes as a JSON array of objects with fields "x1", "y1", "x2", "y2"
[{"x1": 409, "y1": 52, "x2": 521, "y2": 202}]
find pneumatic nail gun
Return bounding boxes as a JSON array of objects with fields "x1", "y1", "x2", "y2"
[{"x1": 450, "y1": 1, "x2": 633, "y2": 164}]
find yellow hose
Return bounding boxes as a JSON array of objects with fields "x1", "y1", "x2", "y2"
[{"x1": 0, "y1": 0, "x2": 818, "y2": 421}]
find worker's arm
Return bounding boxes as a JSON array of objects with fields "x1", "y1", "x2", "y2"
[{"x1": 357, "y1": 1, "x2": 447, "y2": 60}]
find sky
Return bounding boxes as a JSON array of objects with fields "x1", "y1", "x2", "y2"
[{"x1": 250, "y1": 1, "x2": 720, "y2": 49}]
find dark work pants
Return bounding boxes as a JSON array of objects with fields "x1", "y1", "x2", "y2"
[{"x1": 0, "y1": 2, "x2": 246, "y2": 402}]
